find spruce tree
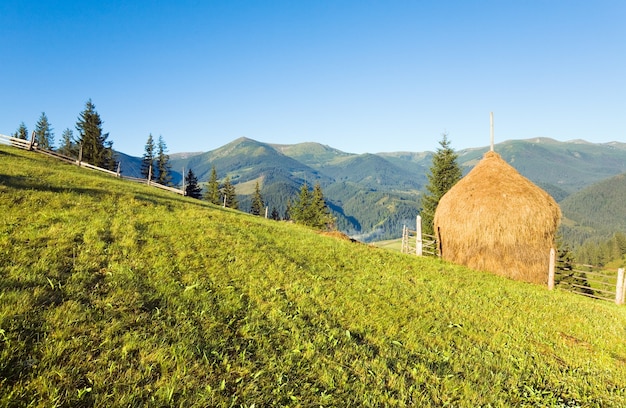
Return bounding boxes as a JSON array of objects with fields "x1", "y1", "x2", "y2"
[
  {"x1": 184, "y1": 168, "x2": 202, "y2": 199},
  {"x1": 270, "y1": 207, "x2": 280, "y2": 220},
  {"x1": 290, "y1": 183, "x2": 312, "y2": 224},
  {"x1": 58, "y1": 128, "x2": 76, "y2": 156},
  {"x1": 13, "y1": 122, "x2": 28, "y2": 140},
  {"x1": 311, "y1": 182, "x2": 333, "y2": 229},
  {"x1": 204, "y1": 166, "x2": 221, "y2": 205},
  {"x1": 35, "y1": 112, "x2": 54, "y2": 150},
  {"x1": 156, "y1": 135, "x2": 172, "y2": 185},
  {"x1": 141, "y1": 134, "x2": 155, "y2": 180},
  {"x1": 290, "y1": 183, "x2": 333, "y2": 229},
  {"x1": 420, "y1": 133, "x2": 462, "y2": 235},
  {"x1": 222, "y1": 176, "x2": 239, "y2": 209},
  {"x1": 75, "y1": 99, "x2": 116, "y2": 170},
  {"x1": 250, "y1": 181, "x2": 265, "y2": 216}
]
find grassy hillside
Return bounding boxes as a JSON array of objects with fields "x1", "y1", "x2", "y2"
[{"x1": 2, "y1": 145, "x2": 626, "y2": 407}]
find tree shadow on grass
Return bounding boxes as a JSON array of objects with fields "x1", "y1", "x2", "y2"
[{"x1": 0, "y1": 173, "x2": 107, "y2": 197}]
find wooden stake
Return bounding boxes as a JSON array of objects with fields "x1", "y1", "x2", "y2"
[
  {"x1": 416, "y1": 215, "x2": 423, "y2": 256},
  {"x1": 616, "y1": 268, "x2": 625, "y2": 305},
  {"x1": 29, "y1": 130, "x2": 36, "y2": 150},
  {"x1": 490, "y1": 112, "x2": 494, "y2": 152},
  {"x1": 548, "y1": 248, "x2": 556, "y2": 290}
]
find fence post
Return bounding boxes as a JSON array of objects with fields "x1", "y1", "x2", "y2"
[
  {"x1": 401, "y1": 225, "x2": 406, "y2": 254},
  {"x1": 616, "y1": 268, "x2": 625, "y2": 305},
  {"x1": 148, "y1": 165, "x2": 152, "y2": 186},
  {"x1": 548, "y1": 248, "x2": 556, "y2": 290},
  {"x1": 29, "y1": 131, "x2": 36, "y2": 150},
  {"x1": 116, "y1": 162, "x2": 121, "y2": 177},
  {"x1": 416, "y1": 215, "x2": 423, "y2": 256}
]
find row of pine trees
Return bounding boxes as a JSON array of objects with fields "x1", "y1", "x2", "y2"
[{"x1": 11, "y1": 100, "x2": 118, "y2": 171}]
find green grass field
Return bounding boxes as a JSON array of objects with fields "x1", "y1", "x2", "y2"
[{"x1": 1, "y1": 145, "x2": 626, "y2": 407}]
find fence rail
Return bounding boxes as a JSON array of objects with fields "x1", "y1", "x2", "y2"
[
  {"x1": 401, "y1": 215, "x2": 439, "y2": 257},
  {"x1": 0, "y1": 134, "x2": 34, "y2": 150},
  {"x1": 0, "y1": 133, "x2": 184, "y2": 195},
  {"x1": 549, "y1": 248, "x2": 625, "y2": 305}
]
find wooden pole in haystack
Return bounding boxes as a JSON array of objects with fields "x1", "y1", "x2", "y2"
[{"x1": 490, "y1": 112, "x2": 494, "y2": 152}]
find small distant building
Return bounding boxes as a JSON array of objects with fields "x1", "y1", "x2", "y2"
[{"x1": 433, "y1": 151, "x2": 561, "y2": 284}]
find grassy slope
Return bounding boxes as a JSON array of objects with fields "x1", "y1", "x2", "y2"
[{"x1": 1, "y1": 145, "x2": 626, "y2": 407}]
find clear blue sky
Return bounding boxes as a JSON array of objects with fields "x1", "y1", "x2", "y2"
[{"x1": 1, "y1": 0, "x2": 624, "y2": 157}]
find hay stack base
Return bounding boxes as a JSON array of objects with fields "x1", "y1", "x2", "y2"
[{"x1": 433, "y1": 151, "x2": 561, "y2": 284}]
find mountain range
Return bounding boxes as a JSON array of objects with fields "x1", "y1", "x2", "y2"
[{"x1": 117, "y1": 137, "x2": 626, "y2": 245}]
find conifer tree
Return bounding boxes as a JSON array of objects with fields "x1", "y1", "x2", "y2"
[
  {"x1": 13, "y1": 122, "x2": 28, "y2": 140},
  {"x1": 156, "y1": 135, "x2": 172, "y2": 185},
  {"x1": 221, "y1": 176, "x2": 239, "y2": 209},
  {"x1": 184, "y1": 168, "x2": 202, "y2": 199},
  {"x1": 204, "y1": 166, "x2": 221, "y2": 205},
  {"x1": 250, "y1": 181, "x2": 265, "y2": 216},
  {"x1": 420, "y1": 133, "x2": 462, "y2": 235},
  {"x1": 270, "y1": 207, "x2": 280, "y2": 220},
  {"x1": 58, "y1": 128, "x2": 76, "y2": 156},
  {"x1": 311, "y1": 182, "x2": 333, "y2": 229},
  {"x1": 290, "y1": 182, "x2": 333, "y2": 229},
  {"x1": 35, "y1": 112, "x2": 54, "y2": 150},
  {"x1": 141, "y1": 134, "x2": 155, "y2": 180},
  {"x1": 75, "y1": 99, "x2": 116, "y2": 170},
  {"x1": 290, "y1": 183, "x2": 312, "y2": 223}
]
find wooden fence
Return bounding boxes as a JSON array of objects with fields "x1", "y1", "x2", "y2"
[
  {"x1": 401, "y1": 215, "x2": 439, "y2": 257},
  {"x1": 548, "y1": 248, "x2": 625, "y2": 305},
  {"x1": 0, "y1": 133, "x2": 184, "y2": 196}
]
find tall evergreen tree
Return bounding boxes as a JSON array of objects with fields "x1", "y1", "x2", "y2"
[
  {"x1": 311, "y1": 182, "x2": 334, "y2": 229},
  {"x1": 13, "y1": 122, "x2": 28, "y2": 140},
  {"x1": 204, "y1": 166, "x2": 221, "y2": 205},
  {"x1": 75, "y1": 99, "x2": 116, "y2": 170},
  {"x1": 156, "y1": 135, "x2": 172, "y2": 185},
  {"x1": 250, "y1": 181, "x2": 265, "y2": 216},
  {"x1": 270, "y1": 207, "x2": 280, "y2": 221},
  {"x1": 141, "y1": 134, "x2": 155, "y2": 180},
  {"x1": 34, "y1": 112, "x2": 54, "y2": 150},
  {"x1": 184, "y1": 168, "x2": 202, "y2": 199},
  {"x1": 290, "y1": 182, "x2": 333, "y2": 229},
  {"x1": 290, "y1": 183, "x2": 312, "y2": 223},
  {"x1": 57, "y1": 128, "x2": 76, "y2": 156},
  {"x1": 222, "y1": 176, "x2": 239, "y2": 209},
  {"x1": 420, "y1": 133, "x2": 462, "y2": 235}
]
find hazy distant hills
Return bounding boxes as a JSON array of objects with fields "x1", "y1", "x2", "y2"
[
  {"x1": 559, "y1": 172, "x2": 626, "y2": 245},
  {"x1": 116, "y1": 137, "x2": 626, "y2": 244}
]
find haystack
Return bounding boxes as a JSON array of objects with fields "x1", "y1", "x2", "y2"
[{"x1": 433, "y1": 151, "x2": 561, "y2": 284}]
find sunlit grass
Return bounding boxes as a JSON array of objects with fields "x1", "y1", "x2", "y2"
[{"x1": 1, "y1": 145, "x2": 626, "y2": 406}]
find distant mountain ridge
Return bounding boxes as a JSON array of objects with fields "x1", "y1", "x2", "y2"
[{"x1": 116, "y1": 137, "x2": 626, "y2": 244}]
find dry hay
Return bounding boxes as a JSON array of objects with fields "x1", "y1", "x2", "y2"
[{"x1": 433, "y1": 151, "x2": 561, "y2": 284}]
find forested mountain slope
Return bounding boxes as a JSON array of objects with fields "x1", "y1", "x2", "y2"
[{"x1": 559, "y1": 172, "x2": 626, "y2": 246}]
